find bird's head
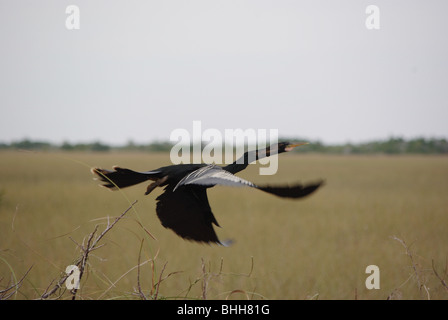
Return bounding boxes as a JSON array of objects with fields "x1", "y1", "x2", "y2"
[
  {"x1": 258, "y1": 142, "x2": 308, "y2": 158},
  {"x1": 277, "y1": 142, "x2": 309, "y2": 153}
]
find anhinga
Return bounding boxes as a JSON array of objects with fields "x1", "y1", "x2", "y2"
[{"x1": 91, "y1": 142, "x2": 323, "y2": 245}]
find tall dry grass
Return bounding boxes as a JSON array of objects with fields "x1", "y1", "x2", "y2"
[{"x1": 1, "y1": 151, "x2": 447, "y2": 299}]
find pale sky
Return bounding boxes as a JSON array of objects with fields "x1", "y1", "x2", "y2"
[{"x1": 1, "y1": 0, "x2": 447, "y2": 145}]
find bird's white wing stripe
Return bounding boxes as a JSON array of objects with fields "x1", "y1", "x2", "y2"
[{"x1": 173, "y1": 165, "x2": 256, "y2": 191}]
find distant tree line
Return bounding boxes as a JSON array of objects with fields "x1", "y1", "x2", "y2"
[
  {"x1": 290, "y1": 137, "x2": 448, "y2": 154},
  {"x1": 0, "y1": 139, "x2": 112, "y2": 152},
  {"x1": 1, "y1": 137, "x2": 447, "y2": 154}
]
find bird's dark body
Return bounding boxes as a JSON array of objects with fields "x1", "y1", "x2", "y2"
[
  {"x1": 153, "y1": 164, "x2": 208, "y2": 184},
  {"x1": 92, "y1": 142, "x2": 323, "y2": 245}
]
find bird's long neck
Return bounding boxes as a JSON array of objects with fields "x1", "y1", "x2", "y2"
[{"x1": 223, "y1": 145, "x2": 279, "y2": 174}]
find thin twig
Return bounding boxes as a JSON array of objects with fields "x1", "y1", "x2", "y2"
[
  {"x1": 70, "y1": 225, "x2": 98, "y2": 300},
  {"x1": 154, "y1": 267, "x2": 182, "y2": 298},
  {"x1": 225, "y1": 289, "x2": 250, "y2": 300},
  {"x1": 432, "y1": 259, "x2": 448, "y2": 293},
  {"x1": 41, "y1": 200, "x2": 138, "y2": 300},
  {"x1": 201, "y1": 258, "x2": 207, "y2": 300},
  {"x1": 391, "y1": 235, "x2": 429, "y2": 299},
  {"x1": 0, "y1": 265, "x2": 33, "y2": 300},
  {"x1": 89, "y1": 200, "x2": 138, "y2": 251},
  {"x1": 136, "y1": 239, "x2": 147, "y2": 300},
  {"x1": 98, "y1": 258, "x2": 151, "y2": 299},
  {"x1": 154, "y1": 262, "x2": 168, "y2": 300}
]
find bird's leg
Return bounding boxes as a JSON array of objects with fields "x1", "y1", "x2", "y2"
[{"x1": 145, "y1": 176, "x2": 168, "y2": 195}]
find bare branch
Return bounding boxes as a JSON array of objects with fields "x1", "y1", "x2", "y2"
[
  {"x1": 432, "y1": 259, "x2": 448, "y2": 293},
  {"x1": 136, "y1": 239, "x2": 147, "y2": 300},
  {"x1": 153, "y1": 261, "x2": 168, "y2": 300},
  {"x1": 0, "y1": 265, "x2": 33, "y2": 300},
  {"x1": 391, "y1": 235, "x2": 430, "y2": 299},
  {"x1": 41, "y1": 200, "x2": 138, "y2": 300}
]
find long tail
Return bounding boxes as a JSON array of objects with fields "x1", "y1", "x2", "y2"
[{"x1": 91, "y1": 166, "x2": 156, "y2": 190}]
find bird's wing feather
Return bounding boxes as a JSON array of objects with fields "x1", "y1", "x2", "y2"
[
  {"x1": 173, "y1": 165, "x2": 256, "y2": 191},
  {"x1": 174, "y1": 165, "x2": 324, "y2": 200},
  {"x1": 257, "y1": 181, "x2": 324, "y2": 199},
  {"x1": 155, "y1": 185, "x2": 229, "y2": 245}
]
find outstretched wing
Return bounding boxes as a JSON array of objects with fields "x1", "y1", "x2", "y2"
[
  {"x1": 174, "y1": 164, "x2": 324, "y2": 199},
  {"x1": 155, "y1": 184, "x2": 228, "y2": 245},
  {"x1": 257, "y1": 181, "x2": 324, "y2": 198},
  {"x1": 173, "y1": 164, "x2": 256, "y2": 191}
]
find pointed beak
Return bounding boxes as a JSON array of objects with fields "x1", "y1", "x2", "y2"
[{"x1": 285, "y1": 142, "x2": 308, "y2": 152}]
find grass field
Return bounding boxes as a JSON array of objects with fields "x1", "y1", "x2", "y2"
[{"x1": 1, "y1": 151, "x2": 447, "y2": 300}]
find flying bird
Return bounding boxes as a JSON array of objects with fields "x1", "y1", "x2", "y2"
[{"x1": 91, "y1": 142, "x2": 323, "y2": 245}]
